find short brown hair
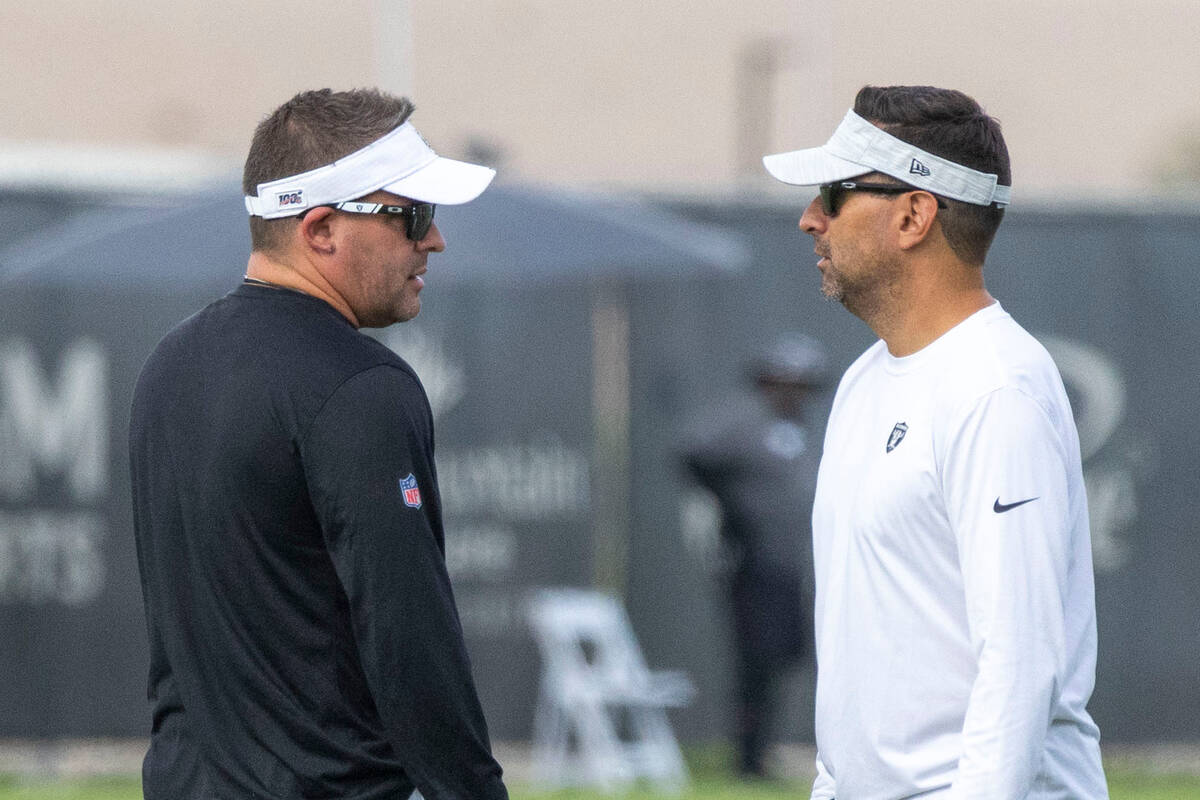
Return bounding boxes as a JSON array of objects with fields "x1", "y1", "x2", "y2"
[
  {"x1": 853, "y1": 86, "x2": 1010, "y2": 265},
  {"x1": 243, "y1": 88, "x2": 415, "y2": 253}
]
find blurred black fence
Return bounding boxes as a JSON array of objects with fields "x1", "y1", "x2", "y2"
[{"x1": 0, "y1": 187, "x2": 1196, "y2": 743}]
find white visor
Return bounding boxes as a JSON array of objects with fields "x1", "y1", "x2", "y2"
[
  {"x1": 245, "y1": 122, "x2": 496, "y2": 219},
  {"x1": 763, "y1": 110, "x2": 1010, "y2": 208}
]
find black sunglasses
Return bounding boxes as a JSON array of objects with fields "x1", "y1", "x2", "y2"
[
  {"x1": 818, "y1": 181, "x2": 947, "y2": 217},
  {"x1": 311, "y1": 201, "x2": 437, "y2": 241}
]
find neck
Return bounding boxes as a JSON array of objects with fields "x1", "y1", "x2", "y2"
[
  {"x1": 245, "y1": 251, "x2": 360, "y2": 327},
  {"x1": 861, "y1": 255, "x2": 993, "y2": 357}
]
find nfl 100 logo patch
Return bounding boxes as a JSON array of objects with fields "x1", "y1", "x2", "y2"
[{"x1": 399, "y1": 473, "x2": 423, "y2": 509}]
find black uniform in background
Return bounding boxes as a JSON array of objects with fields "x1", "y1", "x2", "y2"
[
  {"x1": 130, "y1": 283, "x2": 506, "y2": 800},
  {"x1": 682, "y1": 392, "x2": 820, "y2": 777}
]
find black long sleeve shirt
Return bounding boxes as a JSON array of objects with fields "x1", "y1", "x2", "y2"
[{"x1": 130, "y1": 282, "x2": 507, "y2": 800}]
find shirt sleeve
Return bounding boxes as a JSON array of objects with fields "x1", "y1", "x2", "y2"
[
  {"x1": 940, "y1": 386, "x2": 1072, "y2": 799},
  {"x1": 811, "y1": 749, "x2": 836, "y2": 799},
  {"x1": 302, "y1": 364, "x2": 508, "y2": 800}
]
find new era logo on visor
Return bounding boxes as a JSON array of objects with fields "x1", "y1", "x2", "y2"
[{"x1": 909, "y1": 159, "x2": 931, "y2": 177}]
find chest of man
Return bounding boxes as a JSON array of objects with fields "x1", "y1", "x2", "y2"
[{"x1": 813, "y1": 371, "x2": 961, "y2": 571}]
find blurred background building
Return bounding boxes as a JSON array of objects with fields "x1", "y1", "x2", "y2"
[
  {"x1": 4, "y1": 1, "x2": 1200, "y2": 199},
  {"x1": 1, "y1": 0, "x2": 1198, "y2": 771}
]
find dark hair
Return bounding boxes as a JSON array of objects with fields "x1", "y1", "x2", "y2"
[
  {"x1": 243, "y1": 88, "x2": 415, "y2": 253},
  {"x1": 853, "y1": 85, "x2": 1010, "y2": 265}
]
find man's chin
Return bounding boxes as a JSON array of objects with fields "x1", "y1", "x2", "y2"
[
  {"x1": 394, "y1": 302, "x2": 421, "y2": 324},
  {"x1": 358, "y1": 305, "x2": 419, "y2": 328},
  {"x1": 820, "y1": 277, "x2": 843, "y2": 303}
]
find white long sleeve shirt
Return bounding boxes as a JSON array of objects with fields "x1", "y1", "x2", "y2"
[{"x1": 810, "y1": 303, "x2": 1107, "y2": 800}]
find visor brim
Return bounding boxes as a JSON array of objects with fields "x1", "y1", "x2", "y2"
[
  {"x1": 382, "y1": 156, "x2": 496, "y2": 205},
  {"x1": 762, "y1": 147, "x2": 873, "y2": 187}
]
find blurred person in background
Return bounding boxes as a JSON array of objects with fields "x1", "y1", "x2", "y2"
[
  {"x1": 763, "y1": 85, "x2": 1107, "y2": 799},
  {"x1": 680, "y1": 333, "x2": 828, "y2": 779},
  {"x1": 129, "y1": 88, "x2": 507, "y2": 800}
]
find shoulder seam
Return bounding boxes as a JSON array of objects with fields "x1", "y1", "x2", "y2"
[{"x1": 298, "y1": 362, "x2": 425, "y2": 446}]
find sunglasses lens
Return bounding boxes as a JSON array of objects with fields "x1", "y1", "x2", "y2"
[
  {"x1": 408, "y1": 203, "x2": 435, "y2": 240},
  {"x1": 819, "y1": 184, "x2": 838, "y2": 216}
]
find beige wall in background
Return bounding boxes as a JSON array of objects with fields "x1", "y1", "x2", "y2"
[
  {"x1": 827, "y1": 0, "x2": 1200, "y2": 198},
  {"x1": 0, "y1": 0, "x2": 409, "y2": 156},
  {"x1": 409, "y1": 1, "x2": 830, "y2": 193},
  {"x1": 3, "y1": 1, "x2": 1199, "y2": 199},
  {"x1": 410, "y1": 1, "x2": 1200, "y2": 199}
]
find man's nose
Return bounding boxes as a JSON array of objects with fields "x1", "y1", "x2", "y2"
[
  {"x1": 418, "y1": 222, "x2": 446, "y2": 253},
  {"x1": 799, "y1": 195, "x2": 827, "y2": 235}
]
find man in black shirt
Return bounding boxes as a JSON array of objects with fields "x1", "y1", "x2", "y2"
[
  {"x1": 680, "y1": 334, "x2": 827, "y2": 778},
  {"x1": 129, "y1": 88, "x2": 506, "y2": 799}
]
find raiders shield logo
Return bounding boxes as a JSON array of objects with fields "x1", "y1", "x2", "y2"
[{"x1": 886, "y1": 422, "x2": 909, "y2": 453}]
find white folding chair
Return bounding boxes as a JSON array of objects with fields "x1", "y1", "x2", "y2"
[{"x1": 526, "y1": 587, "x2": 694, "y2": 792}]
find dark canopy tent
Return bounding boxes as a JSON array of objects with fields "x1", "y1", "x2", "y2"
[{"x1": 0, "y1": 186, "x2": 747, "y2": 288}]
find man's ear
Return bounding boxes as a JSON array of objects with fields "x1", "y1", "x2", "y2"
[
  {"x1": 895, "y1": 191, "x2": 941, "y2": 251},
  {"x1": 298, "y1": 207, "x2": 337, "y2": 255}
]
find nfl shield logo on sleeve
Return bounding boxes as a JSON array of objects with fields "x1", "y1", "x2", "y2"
[{"x1": 399, "y1": 473, "x2": 423, "y2": 509}]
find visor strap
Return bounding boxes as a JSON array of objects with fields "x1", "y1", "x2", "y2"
[
  {"x1": 244, "y1": 123, "x2": 438, "y2": 219},
  {"x1": 827, "y1": 110, "x2": 1010, "y2": 207}
]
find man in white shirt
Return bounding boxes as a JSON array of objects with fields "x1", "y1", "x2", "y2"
[{"x1": 762, "y1": 85, "x2": 1108, "y2": 799}]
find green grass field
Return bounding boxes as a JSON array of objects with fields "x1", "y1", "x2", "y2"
[{"x1": 2, "y1": 766, "x2": 1197, "y2": 799}]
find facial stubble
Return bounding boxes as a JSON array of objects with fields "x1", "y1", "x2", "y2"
[{"x1": 818, "y1": 240, "x2": 904, "y2": 325}]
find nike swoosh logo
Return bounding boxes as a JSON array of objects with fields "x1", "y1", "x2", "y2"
[{"x1": 993, "y1": 496, "x2": 1039, "y2": 513}]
